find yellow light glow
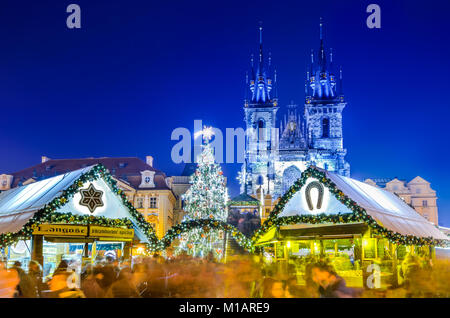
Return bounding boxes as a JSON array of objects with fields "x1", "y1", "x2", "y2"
[
  {"x1": 363, "y1": 239, "x2": 368, "y2": 247},
  {"x1": 287, "y1": 241, "x2": 291, "y2": 248},
  {"x1": 136, "y1": 247, "x2": 144, "y2": 254}
]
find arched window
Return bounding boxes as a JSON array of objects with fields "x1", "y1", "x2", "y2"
[
  {"x1": 322, "y1": 118, "x2": 330, "y2": 138},
  {"x1": 256, "y1": 119, "x2": 265, "y2": 141}
]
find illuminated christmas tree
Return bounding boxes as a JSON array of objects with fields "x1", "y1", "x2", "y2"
[{"x1": 178, "y1": 127, "x2": 228, "y2": 259}]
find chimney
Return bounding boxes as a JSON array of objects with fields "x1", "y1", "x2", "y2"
[
  {"x1": 42, "y1": 156, "x2": 51, "y2": 163},
  {"x1": 146, "y1": 156, "x2": 154, "y2": 167}
]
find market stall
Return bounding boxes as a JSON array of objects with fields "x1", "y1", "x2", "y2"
[
  {"x1": 0, "y1": 164, "x2": 156, "y2": 274},
  {"x1": 254, "y1": 166, "x2": 448, "y2": 288}
]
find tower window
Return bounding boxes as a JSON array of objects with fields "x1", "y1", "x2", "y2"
[
  {"x1": 257, "y1": 119, "x2": 265, "y2": 141},
  {"x1": 422, "y1": 200, "x2": 428, "y2": 207},
  {"x1": 322, "y1": 118, "x2": 330, "y2": 138}
]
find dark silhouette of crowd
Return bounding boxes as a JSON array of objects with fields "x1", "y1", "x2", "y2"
[{"x1": 0, "y1": 252, "x2": 448, "y2": 298}]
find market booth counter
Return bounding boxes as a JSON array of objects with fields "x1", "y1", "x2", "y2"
[
  {"x1": 0, "y1": 165, "x2": 156, "y2": 275},
  {"x1": 254, "y1": 166, "x2": 448, "y2": 289}
]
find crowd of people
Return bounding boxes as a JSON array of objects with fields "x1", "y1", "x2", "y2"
[{"x1": 0, "y1": 253, "x2": 448, "y2": 298}]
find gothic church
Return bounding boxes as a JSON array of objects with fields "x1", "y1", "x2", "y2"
[{"x1": 241, "y1": 20, "x2": 350, "y2": 199}]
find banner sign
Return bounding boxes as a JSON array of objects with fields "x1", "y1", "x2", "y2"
[
  {"x1": 89, "y1": 226, "x2": 134, "y2": 239},
  {"x1": 33, "y1": 224, "x2": 88, "y2": 236}
]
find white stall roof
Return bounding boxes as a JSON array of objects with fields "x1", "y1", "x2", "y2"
[
  {"x1": 0, "y1": 167, "x2": 93, "y2": 233},
  {"x1": 0, "y1": 166, "x2": 149, "y2": 243},
  {"x1": 319, "y1": 168, "x2": 447, "y2": 241}
]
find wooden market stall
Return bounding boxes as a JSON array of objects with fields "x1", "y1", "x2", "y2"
[
  {"x1": 0, "y1": 164, "x2": 155, "y2": 274},
  {"x1": 254, "y1": 166, "x2": 448, "y2": 288}
]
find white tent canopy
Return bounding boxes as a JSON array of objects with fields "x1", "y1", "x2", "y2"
[
  {"x1": 0, "y1": 166, "x2": 150, "y2": 242},
  {"x1": 279, "y1": 167, "x2": 447, "y2": 241}
]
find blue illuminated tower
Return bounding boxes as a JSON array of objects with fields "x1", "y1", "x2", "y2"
[
  {"x1": 304, "y1": 18, "x2": 350, "y2": 176},
  {"x1": 241, "y1": 24, "x2": 278, "y2": 195}
]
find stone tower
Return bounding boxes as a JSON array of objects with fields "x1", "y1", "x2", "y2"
[
  {"x1": 242, "y1": 25, "x2": 279, "y2": 195},
  {"x1": 304, "y1": 18, "x2": 350, "y2": 177}
]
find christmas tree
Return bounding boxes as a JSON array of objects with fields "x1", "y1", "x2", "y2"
[{"x1": 178, "y1": 127, "x2": 228, "y2": 259}]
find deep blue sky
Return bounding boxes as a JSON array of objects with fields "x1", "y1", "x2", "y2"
[{"x1": 1, "y1": 1, "x2": 449, "y2": 226}]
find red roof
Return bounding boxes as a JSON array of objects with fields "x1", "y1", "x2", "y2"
[{"x1": 9, "y1": 157, "x2": 171, "y2": 190}]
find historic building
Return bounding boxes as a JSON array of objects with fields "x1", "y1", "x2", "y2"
[
  {"x1": 241, "y1": 20, "x2": 350, "y2": 199},
  {"x1": 364, "y1": 177, "x2": 439, "y2": 226},
  {"x1": 0, "y1": 156, "x2": 177, "y2": 238}
]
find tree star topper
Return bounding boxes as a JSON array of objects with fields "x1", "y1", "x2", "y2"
[
  {"x1": 79, "y1": 183, "x2": 104, "y2": 213},
  {"x1": 194, "y1": 126, "x2": 215, "y2": 143}
]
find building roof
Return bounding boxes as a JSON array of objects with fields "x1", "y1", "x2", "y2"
[
  {"x1": 8, "y1": 157, "x2": 171, "y2": 191},
  {"x1": 322, "y1": 168, "x2": 447, "y2": 240},
  {"x1": 278, "y1": 167, "x2": 447, "y2": 241},
  {"x1": 368, "y1": 178, "x2": 407, "y2": 188},
  {"x1": 0, "y1": 165, "x2": 151, "y2": 242},
  {"x1": 229, "y1": 193, "x2": 260, "y2": 206}
]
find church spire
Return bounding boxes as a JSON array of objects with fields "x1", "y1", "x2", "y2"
[
  {"x1": 319, "y1": 17, "x2": 327, "y2": 72},
  {"x1": 247, "y1": 23, "x2": 275, "y2": 106}
]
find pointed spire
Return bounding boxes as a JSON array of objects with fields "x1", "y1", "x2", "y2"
[
  {"x1": 258, "y1": 22, "x2": 264, "y2": 72},
  {"x1": 319, "y1": 17, "x2": 326, "y2": 71},
  {"x1": 250, "y1": 54, "x2": 255, "y2": 80}
]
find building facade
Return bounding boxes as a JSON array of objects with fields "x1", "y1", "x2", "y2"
[
  {"x1": 241, "y1": 21, "x2": 350, "y2": 199},
  {"x1": 0, "y1": 156, "x2": 177, "y2": 238},
  {"x1": 364, "y1": 177, "x2": 439, "y2": 225}
]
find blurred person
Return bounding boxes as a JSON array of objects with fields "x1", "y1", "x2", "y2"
[
  {"x1": 43, "y1": 271, "x2": 85, "y2": 298},
  {"x1": 262, "y1": 277, "x2": 286, "y2": 298},
  {"x1": 132, "y1": 262, "x2": 149, "y2": 296},
  {"x1": 28, "y1": 260, "x2": 46, "y2": 297},
  {"x1": 310, "y1": 261, "x2": 362, "y2": 298},
  {"x1": 80, "y1": 263, "x2": 105, "y2": 298},
  {"x1": 105, "y1": 267, "x2": 140, "y2": 298},
  {"x1": 0, "y1": 261, "x2": 19, "y2": 298},
  {"x1": 53, "y1": 260, "x2": 69, "y2": 275},
  {"x1": 11, "y1": 262, "x2": 37, "y2": 298}
]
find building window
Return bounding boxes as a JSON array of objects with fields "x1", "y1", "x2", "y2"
[
  {"x1": 136, "y1": 197, "x2": 144, "y2": 209},
  {"x1": 257, "y1": 119, "x2": 265, "y2": 141},
  {"x1": 422, "y1": 200, "x2": 428, "y2": 207},
  {"x1": 322, "y1": 118, "x2": 330, "y2": 138},
  {"x1": 149, "y1": 197, "x2": 158, "y2": 209}
]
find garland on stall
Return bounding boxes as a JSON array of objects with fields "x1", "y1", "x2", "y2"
[
  {"x1": 154, "y1": 219, "x2": 254, "y2": 253},
  {"x1": 0, "y1": 164, "x2": 159, "y2": 249},
  {"x1": 252, "y1": 166, "x2": 446, "y2": 247}
]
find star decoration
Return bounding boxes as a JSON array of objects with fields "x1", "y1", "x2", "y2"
[{"x1": 79, "y1": 184, "x2": 104, "y2": 213}]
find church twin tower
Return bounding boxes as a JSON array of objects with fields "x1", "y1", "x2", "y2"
[{"x1": 241, "y1": 20, "x2": 350, "y2": 199}]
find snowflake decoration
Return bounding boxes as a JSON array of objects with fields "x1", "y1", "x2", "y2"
[{"x1": 79, "y1": 183, "x2": 104, "y2": 213}]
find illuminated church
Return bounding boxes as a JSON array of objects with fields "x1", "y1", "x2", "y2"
[{"x1": 241, "y1": 20, "x2": 350, "y2": 199}]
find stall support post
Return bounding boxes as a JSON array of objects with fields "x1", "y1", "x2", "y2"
[
  {"x1": 123, "y1": 241, "x2": 132, "y2": 261},
  {"x1": 31, "y1": 235, "x2": 44, "y2": 267},
  {"x1": 390, "y1": 243, "x2": 399, "y2": 288},
  {"x1": 83, "y1": 243, "x2": 89, "y2": 258}
]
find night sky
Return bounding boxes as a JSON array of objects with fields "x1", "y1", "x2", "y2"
[{"x1": 1, "y1": 1, "x2": 449, "y2": 226}]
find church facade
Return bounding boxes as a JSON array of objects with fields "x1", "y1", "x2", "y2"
[{"x1": 241, "y1": 21, "x2": 350, "y2": 199}]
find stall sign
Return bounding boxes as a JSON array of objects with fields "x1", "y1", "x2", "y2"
[
  {"x1": 33, "y1": 224, "x2": 88, "y2": 236},
  {"x1": 89, "y1": 226, "x2": 134, "y2": 239}
]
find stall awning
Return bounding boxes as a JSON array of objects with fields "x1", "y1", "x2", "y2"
[
  {"x1": 323, "y1": 169, "x2": 447, "y2": 240},
  {"x1": 0, "y1": 167, "x2": 92, "y2": 234},
  {"x1": 277, "y1": 167, "x2": 447, "y2": 241},
  {"x1": 0, "y1": 165, "x2": 151, "y2": 243}
]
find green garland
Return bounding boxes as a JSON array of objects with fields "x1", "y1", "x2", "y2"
[
  {"x1": 1, "y1": 164, "x2": 445, "y2": 254},
  {"x1": 0, "y1": 164, "x2": 159, "y2": 249},
  {"x1": 251, "y1": 166, "x2": 446, "y2": 247},
  {"x1": 153, "y1": 218, "x2": 254, "y2": 253}
]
